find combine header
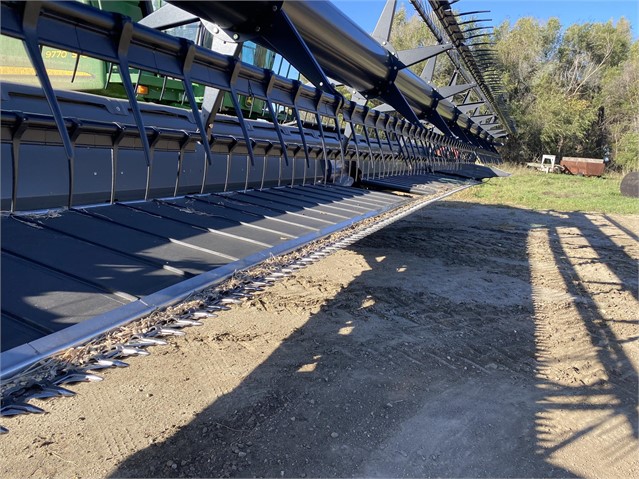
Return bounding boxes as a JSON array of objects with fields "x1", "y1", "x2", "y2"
[{"x1": 0, "y1": 0, "x2": 513, "y2": 427}]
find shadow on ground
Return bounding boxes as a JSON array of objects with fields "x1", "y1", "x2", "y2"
[{"x1": 109, "y1": 201, "x2": 637, "y2": 478}]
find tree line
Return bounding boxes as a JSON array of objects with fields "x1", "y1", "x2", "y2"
[{"x1": 390, "y1": 7, "x2": 637, "y2": 171}]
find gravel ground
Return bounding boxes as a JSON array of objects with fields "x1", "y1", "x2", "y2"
[{"x1": 1, "y1": 200, "x2": 637, "y2": 478}]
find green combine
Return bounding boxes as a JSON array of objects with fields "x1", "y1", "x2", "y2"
[{"x1": 0, "y1": 0, "x2": 278, "y2": 118}]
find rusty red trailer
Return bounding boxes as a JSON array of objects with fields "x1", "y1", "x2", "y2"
[{"x1": 560, "y1": 157, "x2": 606, "y2": 177}]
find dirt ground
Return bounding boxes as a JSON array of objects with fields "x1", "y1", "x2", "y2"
[{"x1": 1, "y1": 199, "x2": 637, "y2": 478}]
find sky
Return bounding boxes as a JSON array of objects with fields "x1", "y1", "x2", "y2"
[{"x1": 331, "y1": 0, "x2": 638, "y2": 39}]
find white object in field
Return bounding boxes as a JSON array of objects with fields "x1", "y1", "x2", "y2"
[{"x1": 541, "y1": 155, "x2": 556, "y2": 173}]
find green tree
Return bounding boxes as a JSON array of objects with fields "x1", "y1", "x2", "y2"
[
  {"x1": 385, "y1": 6, "x2": 636, "y2": 168},
  {"x1": 534, "y1": 83, "x2": 597, "y2": 155},
  {"x1": 600, "y1": 41, "x2": 639, "y2": 171},
  {"x1": 492, "y1": 16, "x2": 634, "y2": 165},
  {"x1": 492, "y1": 17, "x2": 561, "y2": 160},
  {"x1": 556, "y1": 20, "x2": 631, "y2": 97}
]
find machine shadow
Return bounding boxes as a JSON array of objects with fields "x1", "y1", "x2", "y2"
[
  {"x1": 109, "y1": 201, "x2": 636, "y2": 478},
  {"x1": 545, "y1": 211, "x2": 638, "y2": 440}
]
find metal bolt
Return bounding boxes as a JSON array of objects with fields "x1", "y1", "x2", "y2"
[
  {"x1": 319, "y1": 81, "x2": 323, "y2": 86},
  {"x1": 382, "y1": 41, "x2": 387, "y2": 45},
  {"x1": 255, "y1": 26, "x2": 261, "y2": 32},
  {"x1": 233, "y1": 33, "x2": 240, "y2": 40},
  {"x1": 272, "y1": 5, "x2": 278, "y2": 11}
]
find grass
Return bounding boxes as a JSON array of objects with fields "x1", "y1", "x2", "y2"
[{"x1": 453, "y1": 163, "x2": 639, "y2": 215}]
